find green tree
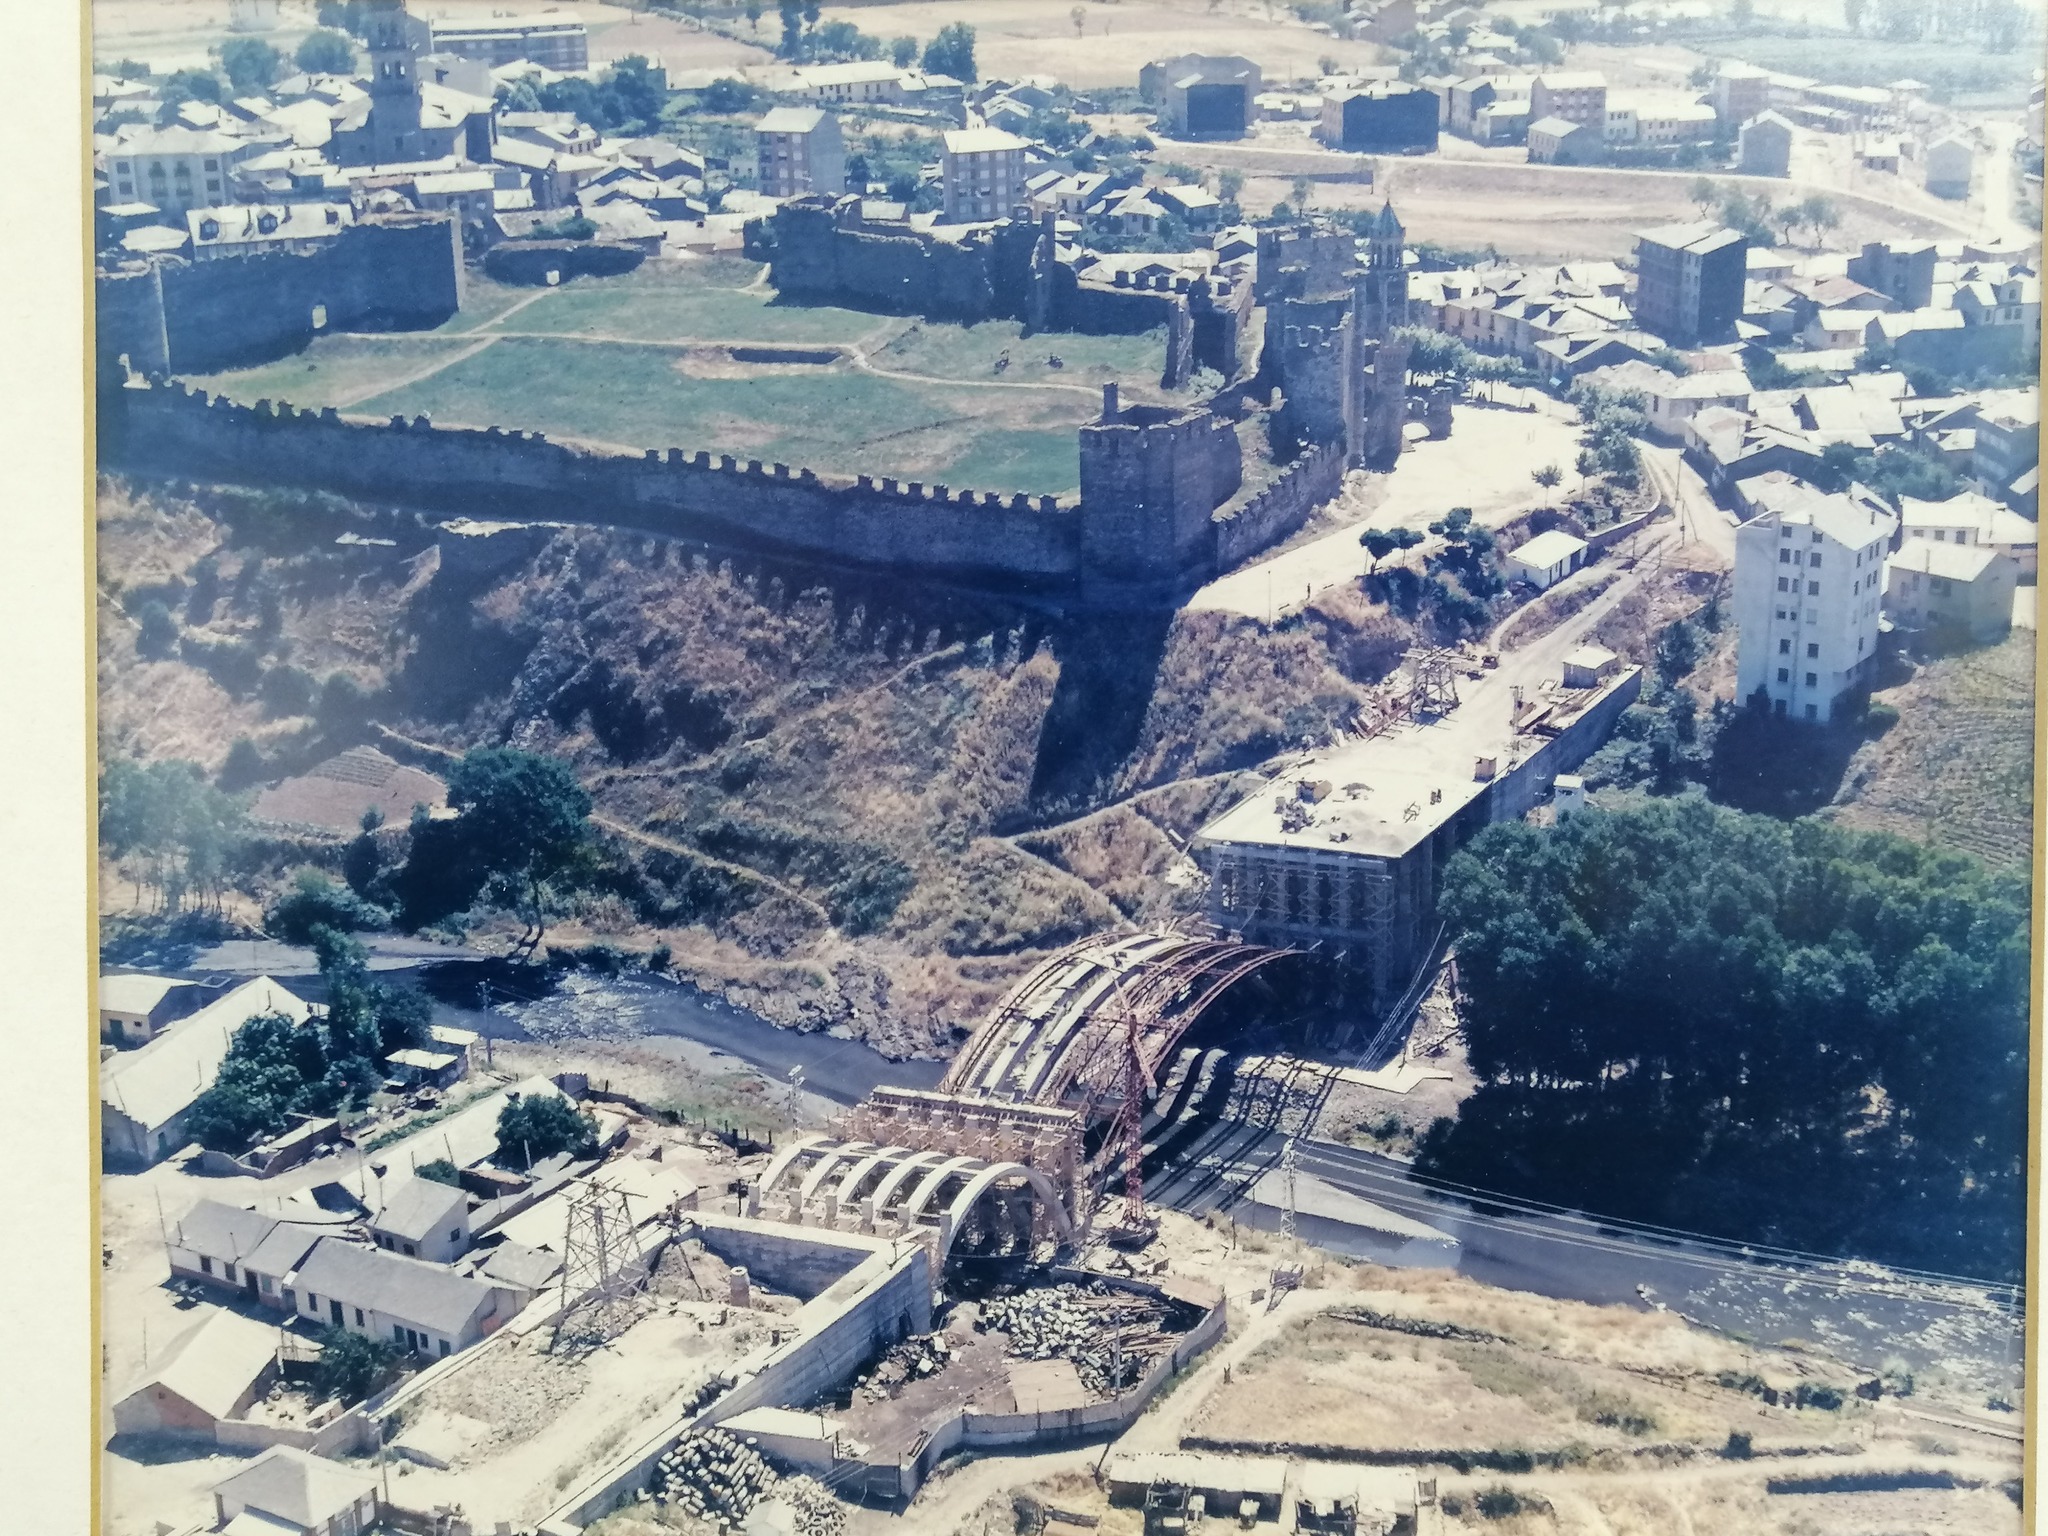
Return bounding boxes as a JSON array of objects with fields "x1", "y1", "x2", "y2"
[
  {"x1": 265, "y1": 869, "x2": 389, "y2": 945},
  {"x1": 1359, "y1": 526, "x2": 1425, "y2": 572},
  {"x1": 312, "y1": 1327, "x2": 395, "y2": 1402},
  {"x1": 416, "y1": 1158, "x2": 463, "y2": 1187},
  {"x1": 1532, "y1": 464, "x2": 1563, "y2": 490},
  {"x1": 922, "y1": 21, "x2": 978, "y2": 82},
  {"x1": 1421, "y1": 801, "x2": 2029, "y2": 1278},
  {"x1": 1217, "y1": 167, "x2": 1245, "y2": 202},
  {"x1": 1687, "y1": 176, "x2": 1718, "y2": 218},
  {"x1": 392, "y1": 748, "x2": 593, "y2": 949},
  {"x1": 216, "y1": 37, "x2": 283, "y2": 94},
  {"x1": 890, "y1": 34, "x2": 918, "y2": 67},
  {"x1": 498, "y1": 1093, "x2": 600, "y2": 1168},
  {"x1": 295, "y1": 29, "x2": 356, "y2": 74},
  {"x1": 161, "y1": 68, "x2": 225, "y2": 107}
]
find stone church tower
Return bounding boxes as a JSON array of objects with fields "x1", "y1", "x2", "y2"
[
  {"x1": 1357, "y1": 200, "x2": 1411, "y2": 340},
  {"x1": 363, "y1": 1, "x2": 426, "y2": 164}
]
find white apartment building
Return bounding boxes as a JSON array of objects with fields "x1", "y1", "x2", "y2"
[
  {"x1": 941, "y1": 126, "x2": 1028, "y2": 222},
  {"x1": 106, "y1": 125, "x2": 247, "y2": 215},
  {"x1": 1734, "y1": 485, "x2": 1896, "y2": 723}
]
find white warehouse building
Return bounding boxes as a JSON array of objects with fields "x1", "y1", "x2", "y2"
[{"x1": 1734, "y1": 484, "x2": 1896, "y2": 723}]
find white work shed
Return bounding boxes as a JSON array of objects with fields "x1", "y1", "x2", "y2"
[{"x1": 1507, "y1": 528, "x2": 1588, "y2": 590}]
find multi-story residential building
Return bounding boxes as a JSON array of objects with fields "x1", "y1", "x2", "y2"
[
  {"x1": 1529, "y1": 71, "x2": 1607, "y2": 127},
  {"x1": 1899, "y1": 489, "x2": 2038, "y2": 578},
  {"x1": 1734, "y1": 485, "x2": 1896, "y2": 723},
  {"x1": 941, "y1": 126, "x2": 1028, "y2": 222},
  {"x1": 1885, "y1": 541, "x2": 2019, "y2": 645},
  {"x1": 1972, "y1": 387, "x2": 2041, "y2": 502},
  {"x1": 1632, "y1": 220, "x2": 1747, "y2": 346},
  {"x1": 430, "y1": 15, "x2": 589, "y2": 70},
  {"x1": 754, "y1": 106, "x2": 845, "y2": 199},
  {"x1": 1320, "y1": 81, "x2": 1439, "y2": 153},
  {"x1": 105, "y1": 125, "x2": 247, "y2": 214},
  {"x1": 1711, "y1": 62, "x2": 1771, "y2": 125}
]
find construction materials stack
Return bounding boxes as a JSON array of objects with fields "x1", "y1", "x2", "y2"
[
  {"x1": 651, "y1": 1428, "x2": 846, "y2": 1536},
  {"x1": 977, "y1": 1280, "x2": 1180, "y2": 1396},
  {"x1": 849, "y1": 1331, "x2": 955, "y2": 1402},
  {"x1": 653, "y1": 1428, "x2": 775, "y2": 1526}
]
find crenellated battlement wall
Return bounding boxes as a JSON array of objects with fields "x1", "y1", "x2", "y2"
[
  {"x1": 96, "y1": 214, "x2": 464, "y2": 377},
  {"x1": 113, "y1": 381, "x2": 1082, "y2": 591},
  {"x1": 1213, "y1": 441, "x2": 1346, "y2": 568}
]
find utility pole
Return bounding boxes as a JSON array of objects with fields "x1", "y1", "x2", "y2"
[
  {"x1": 785, "y1": 1065, "x2": 805, "y2": 1127},
  {"x1": 1279, "y1": 1135, "x2": 1299, "y2": 1246}
]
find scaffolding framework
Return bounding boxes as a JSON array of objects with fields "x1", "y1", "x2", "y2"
[
  {"x1": 1404, "y1": 645, "x2": 1461, "y2": 719},
  {"x1": 553, "y1": 1183, "x2": 647, "y2": 1352}
]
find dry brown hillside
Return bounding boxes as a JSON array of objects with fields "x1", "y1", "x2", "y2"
[{"x1": 95, "y1": 476, "x2": 1409, "y2": 1052}]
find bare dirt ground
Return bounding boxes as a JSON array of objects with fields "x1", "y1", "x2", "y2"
[
  {"x1": 1261, "y1": 148, "x2": 1971, "y2": 260},
  {"x1": 1189, "y1": 391, "x2": 1586, "y2": 619},
  {"x1": 817, "y1": 0, "x2": 1389, "y2": 89},
  {"x1": 884, "y1": 1219, "x2": 2022, "y2": 1536}
]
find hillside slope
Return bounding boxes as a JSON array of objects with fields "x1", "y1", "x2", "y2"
[{"x1": 96, "y1": 476, "x2": 1404, "y2": 1053}]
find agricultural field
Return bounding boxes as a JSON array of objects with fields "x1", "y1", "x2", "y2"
[
  {"x1": 1833, "y1": 628, "x2": 2037, "y2": 870},
  {"x1": 190, "y1": 259, "x2": 1172, "y2": 496}
]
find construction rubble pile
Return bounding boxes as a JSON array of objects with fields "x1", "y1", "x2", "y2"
[
  {"x1": 652, "y1": 1428, "x2": 845, "y2": 1536},
  {"x1": 849, "y1": 1331, "x2": 955, "y2": 1402},
  {"x1": 976, "y1": 1281, "x2": 1180, "y2": 1397}
]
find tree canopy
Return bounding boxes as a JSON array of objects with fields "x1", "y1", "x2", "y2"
[
  {"x1": 497, "y1": 1093, "x2": 599, "y2": 1169},
  {"x1": 922, "y1": 21, "x2": 978, "y2": 82},
  {"x1": 1420, "y1": 799, "x2": 2029, "y2": 1278},
  {"x1": 183, "y1": 929, "x2": 431, "y2": 1151},
  {"x1": 295, "y1": 29, "x2": 356, "y2": 74},
  {"x1": 392, "y1": 747, "x2": 594, "y2": 946},
  {"x1": 99, "y1": 757, "x2": 248, "y2": 914}
]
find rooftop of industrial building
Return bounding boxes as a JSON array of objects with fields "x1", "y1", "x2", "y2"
[{"x1": 1194, "y1": 659, "x2": 1638, "y2": 861}]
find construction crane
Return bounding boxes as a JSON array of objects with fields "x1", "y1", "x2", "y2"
[{"x1": 1103, "y1": 967, "x2": 1159, "y2": 1250}]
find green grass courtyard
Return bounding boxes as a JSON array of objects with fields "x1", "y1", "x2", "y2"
[{"x1": 188, "y1": 257, "x2": 1174, "y2": 496}]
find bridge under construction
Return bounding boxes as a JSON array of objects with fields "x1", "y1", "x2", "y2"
[{"x1": 796, "y1": 931, "x2": 1295, "y2": 1257}]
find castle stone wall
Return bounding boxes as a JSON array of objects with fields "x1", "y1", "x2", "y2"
[
  {"x1": 1213, "y1": 442, "x2": 1346, "y2": 568},
  {"x1": 115, "y1": 383, "x2": 1081, "y2": 590},
  {"x1": 1078, "y1": 394, "x2": 1242, "y2": 593},
  {"x1": 98, "y1": 214, "x2": 464, "y2": 376}
]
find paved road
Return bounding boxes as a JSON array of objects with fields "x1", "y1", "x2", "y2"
[{"x1": 1146, "y1": 1115, "x2": 2023, "y2": 1403}]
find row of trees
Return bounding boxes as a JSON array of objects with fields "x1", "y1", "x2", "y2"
[
  {"x1": 99, "y1": 759, "x2": 248, "y2": 915},
  {"x1": 1687, "y1": 179, "x2": 1840, "y2": 250},
  {"x1": 764, "y1": 5, "x2": 977, "y2": 81},
  {"x1": 1422, "y1": 799, "x2": 2029, "y2": 1278}
]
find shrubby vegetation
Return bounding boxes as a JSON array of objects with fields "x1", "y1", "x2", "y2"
[
  {"x1": 498, "y1": 1093, "x2": 600, "y2": 1169},
  {"x1": 184, "y1": 928, "x2": 430, "y2": 1151},
  {"x1": 1421, "y1": 800, "x2": 2029, "y2": 1278}
]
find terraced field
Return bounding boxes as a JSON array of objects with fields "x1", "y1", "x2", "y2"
[{"x1": 1834, "y1": 630, "x2": 2036, "y2": 870}]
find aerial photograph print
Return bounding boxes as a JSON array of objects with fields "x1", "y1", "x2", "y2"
[{"x1": 87, "y1": 0, "x2": 2040, "y2": 1533}]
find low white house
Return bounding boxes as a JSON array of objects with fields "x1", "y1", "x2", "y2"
[
  {"x1": 368, "y1": 1175, "x2": 472, "y2": 1264},
  {"x1": 98, "y1": 972, "x2": 205, "y2": 1047},
  {"x1": 1506, "y1": 528, "x2": 1589, "y2": 589},
  {"x1": 100, "y1": 978, "x2": 315, "y2": 1167},
  {"x1": 289, "y1": 1237, "x2": 523, "y2": 1359}
]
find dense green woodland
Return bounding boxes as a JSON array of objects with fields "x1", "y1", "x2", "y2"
[{"x1": 1419, "y1": 799, "x2": 2030, "y2": 1280}]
